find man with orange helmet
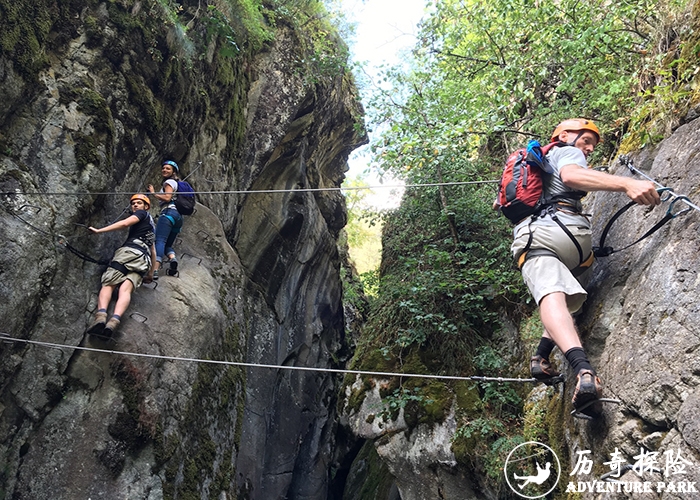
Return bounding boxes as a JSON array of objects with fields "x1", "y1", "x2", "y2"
[
  {"x1": 512, "y1": 118, "x2": 660, "y2": 414},
  {"x1": 85, "y1": 193, "x2": 157, "y2": 338}
]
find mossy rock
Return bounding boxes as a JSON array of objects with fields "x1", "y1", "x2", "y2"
[
  {"x1": 402, "y1": 379, "x2": 453, "y2": 428},
  {"x1": 342, "y1": 440, "x2": 397, "y2": 500},
  {"x1": 454, "y1": 380, "x2": 483, "y2": 417}
]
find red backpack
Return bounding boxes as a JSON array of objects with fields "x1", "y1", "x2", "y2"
[{"x1": 497, "y1": 140, "x2": 560, "y2": 223}]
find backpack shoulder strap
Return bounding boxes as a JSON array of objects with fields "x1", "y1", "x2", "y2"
[{"x1": 540, "y1": 141, "x2": 564, "y2": 155}]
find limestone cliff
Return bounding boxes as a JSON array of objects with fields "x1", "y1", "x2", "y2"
[{"x1": 0, "y1": 1, "x2": 365, "y2": 498}]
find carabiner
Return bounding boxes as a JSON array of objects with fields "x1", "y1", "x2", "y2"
[
  {"x1": 667, "y1": 196, "x2": 692, "y2": 218},
  {"x1": 656, "y1": 187, "x2": 673, "y2": 203}
]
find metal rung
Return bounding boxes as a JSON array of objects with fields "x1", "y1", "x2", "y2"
[
  {"x1": 130, "y1": 312, "x2": 147, "y2": 323},
  {"x1": 571, "y1": 398, "x2": 622, "y2": 419},
  {"x1": 18, "y1": 204, "x2": 42, "y2": 214},
  {"x1": 181, "y1": 253, "x2": 201, "y2": 265}
]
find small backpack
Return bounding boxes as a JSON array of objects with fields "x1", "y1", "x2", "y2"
[
  {"x1": 174, "y1": 180, "x2": 196, "y2": 215},
  {"x1": 497, "y1": 140, "x2": 560, "y2": 224}
]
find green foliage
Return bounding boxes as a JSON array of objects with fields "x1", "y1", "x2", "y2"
[
  {"x1": 622, "y1": 0, "x2": 697, "y2": 150},
  {"x1": 362, "y1": 180, "x2": 525, "y2": 374},
  {"x1": 264, "y1": 0, "x2": 354, "y2": 82},
  {"x1": 206, "y1": 6, "x2": 242, "y2": 57},
  {"x1": 341, "y1": 1, "x2": 694, "y2": 491},
  {"x1": 452, "y1": 419, "x2": 525, "y2": 483},
  {"x1": 367, "y1": 0, "x2": 692, "y2": 174},
  {"x1": 474, "y1": 346, "x2": 522, "y2": 416},
  {"x1": 376, "y1": 386, "x2": 433, "y2": 422},
  {"x1": 359, "y1": 268, "x2": 379, "y2": 298},
  {"x1": 341, "y1": 441, "x2": 397, "y2": 500},
  {"x1": 340, "y1": 264, "x2": 364, "y2": 305},
  {"x1": 0, "y1": 0, "x2": 86, "y2": 81},
  {"x1": 206, "y1": 1, "x2": 273, "y2": 55},
  {"x1": 343, "y1": 175, "x2": 384, "y2": 279}
]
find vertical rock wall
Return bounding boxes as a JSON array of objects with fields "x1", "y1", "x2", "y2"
[
  {"x1": 569, "y1": 118, "x2": 700, "y2": 495},
  {"x1": 0, "y1": 1, "x2": 365, "y2": 498}
]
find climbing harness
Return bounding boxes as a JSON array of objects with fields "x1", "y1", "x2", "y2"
[
  {"x1": 594, "y1": 156, "x2": 695, "y2": 257},
  {"x1": 516, "y1": 201, "x2": 594, "y2": 277}
]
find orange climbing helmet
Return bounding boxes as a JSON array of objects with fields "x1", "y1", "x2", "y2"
[
  {"x1": 130, "y1": 193, "x2": 151, "y2": 209},
  {"x1": 550, "y1": 118, "x2": 601, "y2": 143}
]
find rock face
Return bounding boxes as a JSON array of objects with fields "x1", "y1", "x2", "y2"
[
  {"x1": 0, "y1": 2, "x2": 364, "y2": 499},
  {"x1": 572, "y1": 119, "x2": 700, "y2": 495}
]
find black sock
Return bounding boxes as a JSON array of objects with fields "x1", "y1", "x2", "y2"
[
  {"x1": 535, "y1": 337, "x2": 556, "y2": 360},
  {"x1": 564, "y1": 347, "x2": 594, "y2": 374},
  {"x1": 111, "y1": 314, "x2": 121, "y2": 321}
]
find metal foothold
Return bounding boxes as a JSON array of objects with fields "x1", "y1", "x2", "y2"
[
  {"x1": 570, "y1": 398, "x2": 622, "y2": 419},
  {"x1": 181, "y1": 253, "x2": 202, "y2": 265},
  {"x1": 18, "y1": 204, "x2": 42, "y2": 214},
  {"x1": 130, "y1": 312, "x2": 148, "y2": 323}
]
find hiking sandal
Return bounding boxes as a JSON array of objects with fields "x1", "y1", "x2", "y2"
[
  {"x1": 572, "y1": 369, "x2": 603, "y2": 416},
  {"x1": 530, "y1": 355, "x2": 561, "y2": 382}
]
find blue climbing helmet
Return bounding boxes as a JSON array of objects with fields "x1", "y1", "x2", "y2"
[{"x1": 162, "y1": 160, "x2": 179, "y2": 173}]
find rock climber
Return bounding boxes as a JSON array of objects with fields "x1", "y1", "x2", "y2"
[
  {"x1": 513, "y1": 118, "x2": 660, "y2": 413},
  {"x1": 86, "y1": 194, "x2": 156, "y2": 338},
  {"x1": 147, "y1": 160, "x2": 183, "y2": 279}
]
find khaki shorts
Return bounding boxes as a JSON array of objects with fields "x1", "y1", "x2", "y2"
[
  {"x1": 511, "y1": 219, "x2": 592, "y2": 314},
  {"x1": 101, "y1": 245, "x2": 151, "y2": 289}
]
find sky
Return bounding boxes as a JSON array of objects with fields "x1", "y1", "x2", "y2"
[{"x1": 339, "y1": 0, "x2": 428, "y2": 208}]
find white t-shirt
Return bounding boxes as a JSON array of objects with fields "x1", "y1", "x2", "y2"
[
  {"x1": 544, "y1": 146, "x2": 587, "y2": 203},
  {"x1": 159, "y1": 179, "x2": 178, "y2": 209},
  {"x1": 514, "y1": 145, "x2": 591, "y2": 232}
]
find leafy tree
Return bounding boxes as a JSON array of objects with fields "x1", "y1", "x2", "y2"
[{"x1": 343, "y1": 175, "x2": 383, "y2": 280}]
